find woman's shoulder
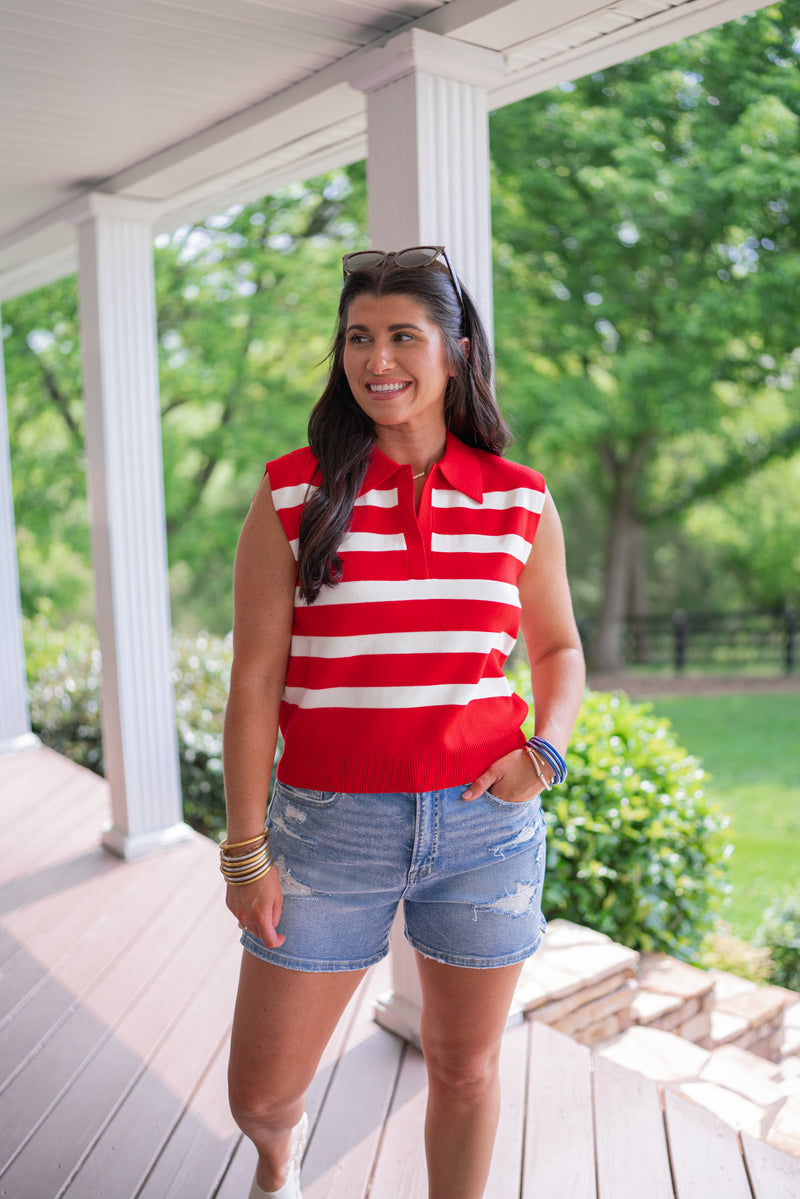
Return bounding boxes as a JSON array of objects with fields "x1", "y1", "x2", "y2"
[
  {"x1": 473, "y1": 446, "x2": 546, "y2": 495},
  {"x1": 265, "y1": 445, "x2": 319, "y2": 487}
]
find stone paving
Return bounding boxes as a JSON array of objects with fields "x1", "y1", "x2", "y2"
[{"x1": 517, "y1": 919, "x2": 800, "y2": 1157}]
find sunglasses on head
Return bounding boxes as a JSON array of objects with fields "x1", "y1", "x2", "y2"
[{"x1": 342, "y1": 245, "x2": 465, "y2": 314}]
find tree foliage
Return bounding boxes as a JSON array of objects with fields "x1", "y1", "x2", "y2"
[
  {"x1": 491, "y1": 2, "x2": 800, "y2": 665},
  {"x1": 4, "y1": 167, "x2": 367, "y2": 630}
]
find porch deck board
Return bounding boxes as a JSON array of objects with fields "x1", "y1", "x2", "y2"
[
  {"x1": 664, "y1": 1087, "x2": 753, "y2": 1199},
  {"x1": 2, "y1": 747, "x2": 799, "y2": 1199},
  {"x1": 523, "y1": 1020, "x2": 596, "y2": 1198},
  {"x1": 594, "y1": 1054, "x2": 674, "y2": 1199}
]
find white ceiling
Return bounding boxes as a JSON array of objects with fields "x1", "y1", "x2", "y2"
[{"x1": 0, "y1": 0, "x2": 768, "y2": 299}]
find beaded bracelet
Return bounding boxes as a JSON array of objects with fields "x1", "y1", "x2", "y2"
[{"x1": 524, "y1": 736, "x2": 568, "y2": 785}]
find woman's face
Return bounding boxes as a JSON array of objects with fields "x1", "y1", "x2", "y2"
[{"x1": 342, "y1": 293, "x2": 457, "y2": 438}]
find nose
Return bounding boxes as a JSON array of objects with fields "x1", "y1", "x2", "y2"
[{"x1": 367, "y1": 339, "x2": 395, "y2": 373}]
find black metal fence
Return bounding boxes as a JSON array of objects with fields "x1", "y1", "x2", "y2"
[{"x1": 619, "y1": 605, "x2": 798, "y2": 674}]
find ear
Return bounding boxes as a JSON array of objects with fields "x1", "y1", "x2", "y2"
[{"x1": 450, "y1": 337, "x2": 470, "y2": 376}]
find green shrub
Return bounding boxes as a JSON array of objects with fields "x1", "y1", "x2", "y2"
[
  {"x1": 24, "y1": 610, "x2": 104, "y2": 772},
  {"x1": 755, "y1": 892, "x2": 800, "y2": 991},
  {"x1": 171, "y1": 631, "x2": 231, "y2": 837},
  {"x1": 510, "y1": 664, "x2": 732, "y2": 957},
  {"x1": 24, "y1": 615, "x2": 232, "y2": 838}
]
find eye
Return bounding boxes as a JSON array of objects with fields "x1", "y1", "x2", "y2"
[
  {"x1": 393, "y1": 331, "x2": 414, "y2": 342},
  {"x1": 347, "y1": 333, "x2": 370, "y2": 344}
]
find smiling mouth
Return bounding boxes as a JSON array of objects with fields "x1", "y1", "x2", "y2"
[{"x1": 367, "y1": 381, "x2": 410, "y2": 394}]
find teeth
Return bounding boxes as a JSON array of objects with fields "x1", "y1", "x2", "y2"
[{"x1": 368, "y1": 382, "x2": 407, "y2": 393}]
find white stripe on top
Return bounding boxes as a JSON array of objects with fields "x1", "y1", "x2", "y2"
[
  {"x1": 272, "y1": 482, "x2": 317, "y2": 509},
  {"x1": 433, "y1": 486, "x2": 546, "y2": 513},
  {"x1": 432, "y1": 532, "x2": 532, "y2": 564},
  {"x1": 291, "y1": 629, "x2": 517, "y2": 659},
  {"x1": 288, "y1": 529, "x2": 406, "y2": 560},
  {"x1": 339, "y1": 530, "x2": 406, "y2": 552},
  {"x1": 354, "y1": 488, "x2": 398, "y2": 508},
  {"x1": 284, "y1": 675, "x2": 513, "y2": 710},
  {"x1": 297, "y1": 578, "x2": 521, "y2": 608}
]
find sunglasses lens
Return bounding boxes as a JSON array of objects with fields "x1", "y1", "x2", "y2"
[
  {"x1": 343, "y1": 251, "x2": 385, "y2": 272},
  {"x1": 394, "y1": 247, "x2": 440, "y2": 268}
]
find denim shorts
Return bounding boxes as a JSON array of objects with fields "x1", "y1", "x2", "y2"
[{"x1": 240, "y1": 781, "x2": 547, "y2": 972}]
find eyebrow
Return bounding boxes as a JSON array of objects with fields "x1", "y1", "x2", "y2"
[{"x1": 345, "y1": 322, "x2": 425, "y2": 334}]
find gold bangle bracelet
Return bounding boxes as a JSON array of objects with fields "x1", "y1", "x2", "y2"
[
  {"x1": 220, "y1": 846, "x2": 273, "y2": 876},
  {"x1": 224, "y1": 861, "x2": 274, "y2": 887},
  {"x1": 220, "y1": 840, "x2": 271, "y2": 867},
  {"x1": 220, "y1": 831, "x2": 268, "y2": 852}
]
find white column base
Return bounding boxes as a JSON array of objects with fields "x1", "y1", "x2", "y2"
[
  {"x1": 0, "y1": 733, "x2": 41, "y2": 757},
  {"x1": 373, "y1": 990, "x2": 425, "y2": 1049},
  {"x1": 374, "y1": 988, "x2": 525, "y2": 1048},
  {"x1": 102, "y1": 820, "x2": 195, "y2": 862}
]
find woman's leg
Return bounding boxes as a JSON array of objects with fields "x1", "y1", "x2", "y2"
[
  {"x1": 416, "y1": 953, "x2": 525, "y2": 1199},
  {"x1": 228, "y1": 951, "x2": 367, "y2": 1191}
]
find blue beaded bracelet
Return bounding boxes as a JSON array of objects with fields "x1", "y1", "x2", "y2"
[{"x1": 525, "y1": 736, "x2": 568, "y2": 785}]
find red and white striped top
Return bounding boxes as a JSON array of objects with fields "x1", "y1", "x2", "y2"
[{"x1": 267, "y1": 432, "x2": 546, "y2": 792}]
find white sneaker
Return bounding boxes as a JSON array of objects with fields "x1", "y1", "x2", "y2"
[{"x1": 248, "y1": 1112, "x2": 309, "y2": 1199}]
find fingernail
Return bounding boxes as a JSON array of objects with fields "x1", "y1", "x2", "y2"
[{"x1": 461, "y1": 789, "x2": 473, "y2": 800}]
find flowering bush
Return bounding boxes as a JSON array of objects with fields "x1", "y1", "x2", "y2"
[
  {"x1": 24, "y1": 614, "x2": 232, "y2": 837},
  {"x1": 756, "y1": 891, "x2": 800, "y2": 991}
]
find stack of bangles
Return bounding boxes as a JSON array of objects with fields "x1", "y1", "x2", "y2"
[
  {"x1": 219, "y1": 831, "x2": 274, "y2": 886},
  {"x1": 522, "y1": 736, "x2": 568, "y2": 791}
]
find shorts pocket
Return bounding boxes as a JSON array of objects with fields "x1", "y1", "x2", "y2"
[
  {"x1": 483, "y1": 789, "x2": 542, "y2": 816},
  {"x1": 272, "y1": 781, "x2": 341, "y2": 809}
]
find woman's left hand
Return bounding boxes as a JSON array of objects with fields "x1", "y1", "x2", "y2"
[{"x1": 461, "y1": 748, "x2": 541, "y2": 804}]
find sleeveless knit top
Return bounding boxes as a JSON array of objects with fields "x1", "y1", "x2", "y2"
[{"x1": 267, "y1": 431, "x2": 546, "y2": 792}]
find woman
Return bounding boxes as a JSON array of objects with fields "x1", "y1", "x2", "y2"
[{"x1": 222, "y1": 246, "x2": 585, "y2": 1199}]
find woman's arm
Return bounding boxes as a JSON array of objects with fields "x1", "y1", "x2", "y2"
[
  {"x1": 462, "y1": 491, "x2": 585, "y2": 803},
  {"x1": 222, "y1": 472, "x2": 297, "y2": 945}
]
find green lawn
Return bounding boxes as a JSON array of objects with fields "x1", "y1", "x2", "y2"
[{"x1": 647, "y1": 691, "x2": 800, "y2": 941}]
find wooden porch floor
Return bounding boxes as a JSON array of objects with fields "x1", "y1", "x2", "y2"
[{"x1": 2, "y1": 747, "x2": 800, "y2": 1199}]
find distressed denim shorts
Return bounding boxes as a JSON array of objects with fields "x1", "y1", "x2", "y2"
[{"x1": 240, "y1": 781, "x2": 547, "y2": 972}]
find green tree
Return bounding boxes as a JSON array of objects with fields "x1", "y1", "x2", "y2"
[
  {"x1": 4, "y1": 167, "x2": 367, "y2": 630},
  {"x1": 490, "y1": 2, "x2": 800, "y2": 668}
]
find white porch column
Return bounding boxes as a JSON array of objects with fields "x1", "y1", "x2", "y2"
[
  {"x1": 0, "y1": 305, "x2": 39, "y2": 755},
  {"x1": 351, "y1": 31, "x2": 509, "y2": 1045},
  {"x1": 75, "y1": 196, "x2": 191, "y2": 860},
  {"x1": 352, "y1": 28, "x2": 504, "y2": 336}
]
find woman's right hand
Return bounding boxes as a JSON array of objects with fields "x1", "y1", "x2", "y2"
[{"x1": 226, "y1": 866, "x2": 286, "y2": 948}]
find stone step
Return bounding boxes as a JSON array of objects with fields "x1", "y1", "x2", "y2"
[
  {"x1": 701, "y1": 1044, "x2": 789, "y2": 1109},
  {"x1": 516, "y1": 919, "x2": 638, "y2": 1019},
  {"x1": 766, "y1": 1093, "x2": 800, "y2": 1156},
  {"x1": 548, "y1": 978, "x2": 637, "y2": 1043},
  {"x1": 518, "y1": 921, "x2": 800, "y2": 1158},
  {"x1": 639, "y1": 953, "x2": 716, "y2": 1003},
  {"x1": 677, "y1": 1080, "x2": 768, "y2": 1138},
  {"x1": 597, "y1": 1024, "x2": 710, "y2": 1084}
]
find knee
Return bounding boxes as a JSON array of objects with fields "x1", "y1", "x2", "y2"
[
  {"x1": 228, "y1": 1066, "x2": 294, "y2": 1131},
  {"x1": 422, "y1": 1041, "x2": 499, "y2": 1102}
]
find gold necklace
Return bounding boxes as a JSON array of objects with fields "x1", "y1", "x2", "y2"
[{"x1": 413, "y1": 470, "x2": 426, "y2": 480}]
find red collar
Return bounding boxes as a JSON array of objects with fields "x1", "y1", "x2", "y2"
[{"x1": 361, "y1": 431, "x2": 484, "y2": 503}]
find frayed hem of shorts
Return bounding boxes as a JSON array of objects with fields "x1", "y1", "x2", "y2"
[
  {"x1": 240, "y1": 930, "x2": 390, "y2": 972},
  {"x1": 406, "y1": 928, "x2": 545, "y2": 970}
]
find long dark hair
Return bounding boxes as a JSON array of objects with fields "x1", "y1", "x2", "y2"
[{"x1": 298, "y1": 257, "x2": 511, "y2": 603}]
